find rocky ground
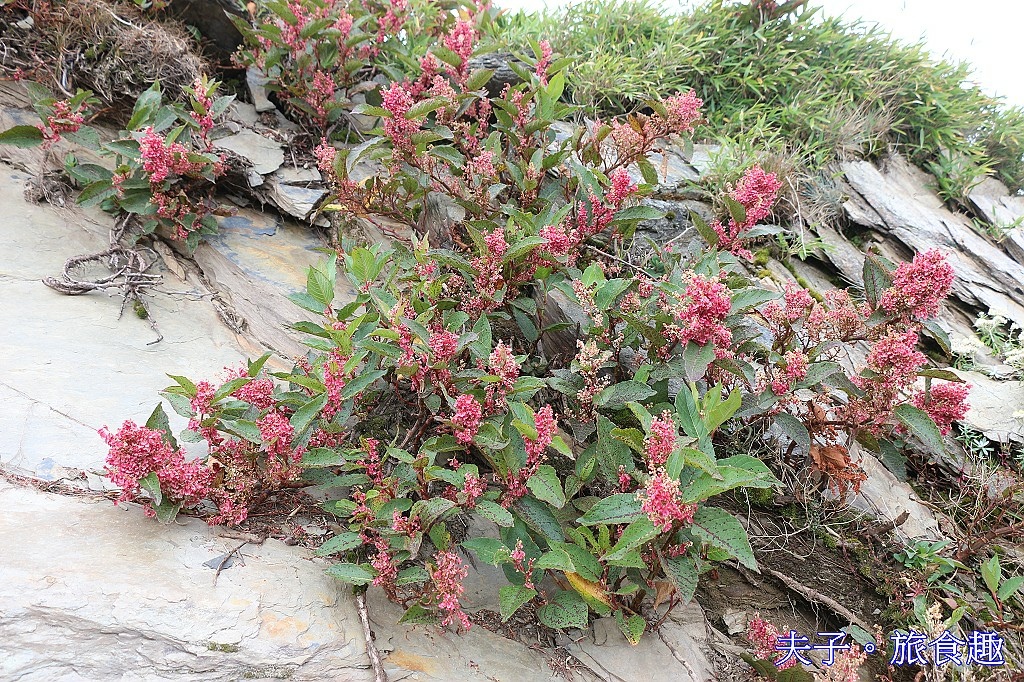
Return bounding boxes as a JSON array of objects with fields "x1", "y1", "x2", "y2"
[{"x1": 1, "y1": 76, "x2": 1022, "y2": 680}]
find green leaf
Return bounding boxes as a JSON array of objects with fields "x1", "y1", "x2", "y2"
[
  {"x1": 476, "y1": 500, "x2": 514, "y2": 527},
  {"x1": 981, "y1": 556, "x2": 1001, "y2": 596},
  {"x1": 691, "y1": 506, "x2": 757, "y2": 570},
  {"x1": 578, "y1": 493, "x2": 644, "y2": 526},
  {"x1": 605, "y1": 517, "x2": 659, "y2": 560},
  {"x1": 465, "y1": 67, "x2": 495, "y2": 91},
  {"x1": 325, "y1": 562, "x2": 375, "y2": 585},
  {"x1": 730, "y1": 287, "x2": 780, "y2": 314},
  {"x1": 917, "y1": 368, "x2": 963, "y2": 382},
  {"x1": 705, "y1": 388, "x2": 741, "y2": 432},
  {"x1": 398, "y1": 603, "x2": 439, "y2": 625},
  {"x1": 289, "y1": 392, "x2": 329, "y2": 435},
  {"x1": 513, "y1": 496, "x2": 564, "y2": 542},
  {"x1": 998, "y1": 575, "x2": 1024, "y2": 601},
  {"x1": 613, "y1": 205, "x2": 665, "y2": 222},
  {"x1": 152, "y1": 499, "x2": 182, "y2": 523},
  {"x1": 922, "y1": 319, "x2": 951, "y2": 355},
  {"x1": 777, "y1": 667, "x2": 816, "y2": 682},
  {"x1": 774, "y1": 412, "x2": 810, "y2": 455},
  {"x1": 537, "y1": 590, "x2": 589, "y2": 630},
  {"x1": 593, "y1": 380, "x2": 656, "y2": 410},
  {"x1": 0, "y1": 125, "x2": 44, "y2": 148},
  {"x1": 691, "y1": 210, "x2": 719, "y2": 247},
  {"x1": 893, "y1": 404, "x2": 945, "y2": 454},
  {"x1": 660, "y1": 551, "x2": 699, "y2": 603},
  {"x1": 527, "y1": 464, "x2": 566, "y2": 508},
  {"x1": 878, "y1": 438, "x2": 908, "y2": 481},
  {"x1": 500, "y1": 583, "x2": 537, "y2": 621},
  {"x1": 682, "y1": 342, "x2": 716, "y2": 383},
  {"x1": 315, "y1": 532, "x2": 363, "y2": 556},
  {"x1": 612, "y1": 427, "x2": 646, "y2": 454},
  {"x1": 77, "y1": 180, "x2": 118, "y2": 207},
  {"x1": 144, "y1": 404, "x2": 177, "y2": 449},
  {"x1": 723, "y1": 195, "x2": 747, "y2": 226},
  {"x1": 396, "y1": 566, "x2": 430, "y2": 586},
  {"x1": 462, "y1": 537, "x2": 509, "y2": 565},
  {"x1": 139, "y1": 471, "x2": 163, "y2": 506},
  {"x1": 228, "y1": 419, "x2": 263, "y2": 444},
  {"x1": 301, "y1": 447, "x2": 343, "y2": 467},
  {"x1": 862, "y1": 253, "x2": 893, "y2": 308},
  {"x1": 796, "y1": 361, "x2": 843, "y2": 388},
  {"x1": 614, "y1": 610, "x2": 646, "y2": 645},
  {"x1": 413, "y1": 497, "x2": 457, "y2": 527}
]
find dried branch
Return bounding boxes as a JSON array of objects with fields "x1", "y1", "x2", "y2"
[{"x1": 355, "y1": 591, "x2": 388, "y2": 682}]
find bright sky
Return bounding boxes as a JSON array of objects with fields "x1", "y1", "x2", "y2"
[{"x1": 498, "y1": 0, "x2": 1024, "y2": 109}]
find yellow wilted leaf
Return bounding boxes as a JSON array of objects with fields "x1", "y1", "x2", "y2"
[{"x1": 565, "y1": 571, "x2": 612, "y2": 610}]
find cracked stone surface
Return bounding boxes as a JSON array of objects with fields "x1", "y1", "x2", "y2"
[
  {"x1": 565, "y1": 605, "x2": 714, "y2": 682},
  {"x1": 0, "y1": 483, "x2": 373, "y2": 682},
  {"x1": 951, "y1": 370, "x2": 1024, "y2": 444},
  {"x1": 0, "y1": 167, "x2": 248, "y2": 479},
  {"x1": 842, "y1": 156, "x2": 1024, "y2": 327},
  {"x1": 214, "y1": 129, "x2": 285, "y2": 176}
]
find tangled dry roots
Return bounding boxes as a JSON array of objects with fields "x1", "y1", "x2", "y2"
[{"x1": 1, "y1": 0, "x2": 206, "y2": 104}]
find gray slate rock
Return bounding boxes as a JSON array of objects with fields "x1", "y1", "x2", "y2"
[
  {"x1": 566, "y1": 605, "x2": 714, "y2": 682},
  {"x1": 969, "y1": 176, "x2": 1024, "y2": 264},
  {"x1": 0, "y1": 168, "x2": 245, "y2": 479},
  {"x1": 842, "y1": 157, "x2": 1024, "y2": 327},
  {"x1": 214, "y1": 129, "x2": 285, "y2": 175},
  {"x1": 951, "y1": 370, "x2": 1024, "y2": 443},
  {"x1": 0, "y1": 483, "x2": 373, "y2": 682}
]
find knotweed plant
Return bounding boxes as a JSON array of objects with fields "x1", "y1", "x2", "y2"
[{"x1": 97, "y1": 1, "x2": 966, "y2": 643}]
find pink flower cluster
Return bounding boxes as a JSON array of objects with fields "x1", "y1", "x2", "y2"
[
  {"x1": 608, "y1": 90, "x2": 703, "y2": 163},
  {"x1": 138, "y1": 126, "x2": 209, "y2": 184},
  {"x1": 381, "y1": 83, "x2": 419, "y2": 152},
  {"x1": 710, "y1": 165, "x2": 781, "y2": 259},
  {"x1": 663, "y1": 91, "x2": 703, "y2": 134},
  {"x1": 38, "y1": 99, "x2": 86, "y2": 145},
  {"x1": 538, "y1": 170, "x2": 638, "y2": 266},
  {"x1": 314, "y1": 140, "x2": 338, "y2": 174},
  {"x1": 913, "y1": 381, "x2": 970, "y2": 435},
  {"x1": 771, "y1": 350, "x2": 808, "y2": 395},
  {"x1": 763, "y1": 282, "x2": 814, "y2": 326},
  {"x1": 535, "y1": 40, "x2": 553, "y2": 85},
  {"x1": 322, "y1": 348, "x2": 350, "y2": 420},
  {"x1": 101, "y1": 421, "x2": 213, "y2": 510},
  {"x1": 452, "y1": 394, "x2": 483, "y2": 444},
  {"x1": 645, "y1": 412, "x2": 677, "y2": 467},
  {"x1": 866, "y1": 330, "x2": 926, "y2": 384},
  {"x1": 509, "y1": 539, "x2": 537, "y2": 589},
  {"x1": 224, "y1": 365, "x2": 275, "y2": 410},
  {"x1": 429, "y1": 329, "x2": 460, "y2": 364},
  {"x1": 879, "y1": 249, "x2": 955, "y2": 320},
  {"x1": 636, "y1": 468, "x2": 697, "y2": 531},
  {"x1": 432, "y1": 550, "x2": 471, "y2": 630},
  {"x1": 486, "y1": 341, "x2": 520, "y2": 406},
  {"x1": 442, "y1": 20, "x2": 477, "y2": 82},
  {"x1": 371, "y1": 535, "x2": 398, "y2": 592},
  {"x1": 189, "y1": 77, "x2": 216, "y2": 134},
  {"x1": 662, "y1": 274, "x2": 733, "y2": 356},
  {"x1": 746, "y1": 615, "x2": 796, "y2": 669},
  {"x1": 526, "y1": 405, "x2": 557, "y2": 462}
]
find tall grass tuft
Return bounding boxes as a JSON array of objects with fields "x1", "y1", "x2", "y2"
[{"x1": 490, "y1": 0, "x2": 1024, "y2": 196}]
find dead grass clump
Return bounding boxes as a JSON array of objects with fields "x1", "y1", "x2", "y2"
[{"x1": 1, "y1": 0, "x2": 206, "y2": 106}]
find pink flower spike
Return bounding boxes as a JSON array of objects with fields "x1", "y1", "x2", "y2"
[{"x1": 452, "y1": 394, "x2": 483, "y2": 444}]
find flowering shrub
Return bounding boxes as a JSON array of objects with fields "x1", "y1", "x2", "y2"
[
  {"x1": 230, "y1": 0, "x2": 493, "y2": 131},
  {"x1": 0, "y1": 84, "x2": 96, "y2": 149},
  {"x1": 0, "y1": 78, "x2": 233, "y2": 250},
  {"x1": 98, "y1": 3, "x2": 967, "y2": 643}
]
